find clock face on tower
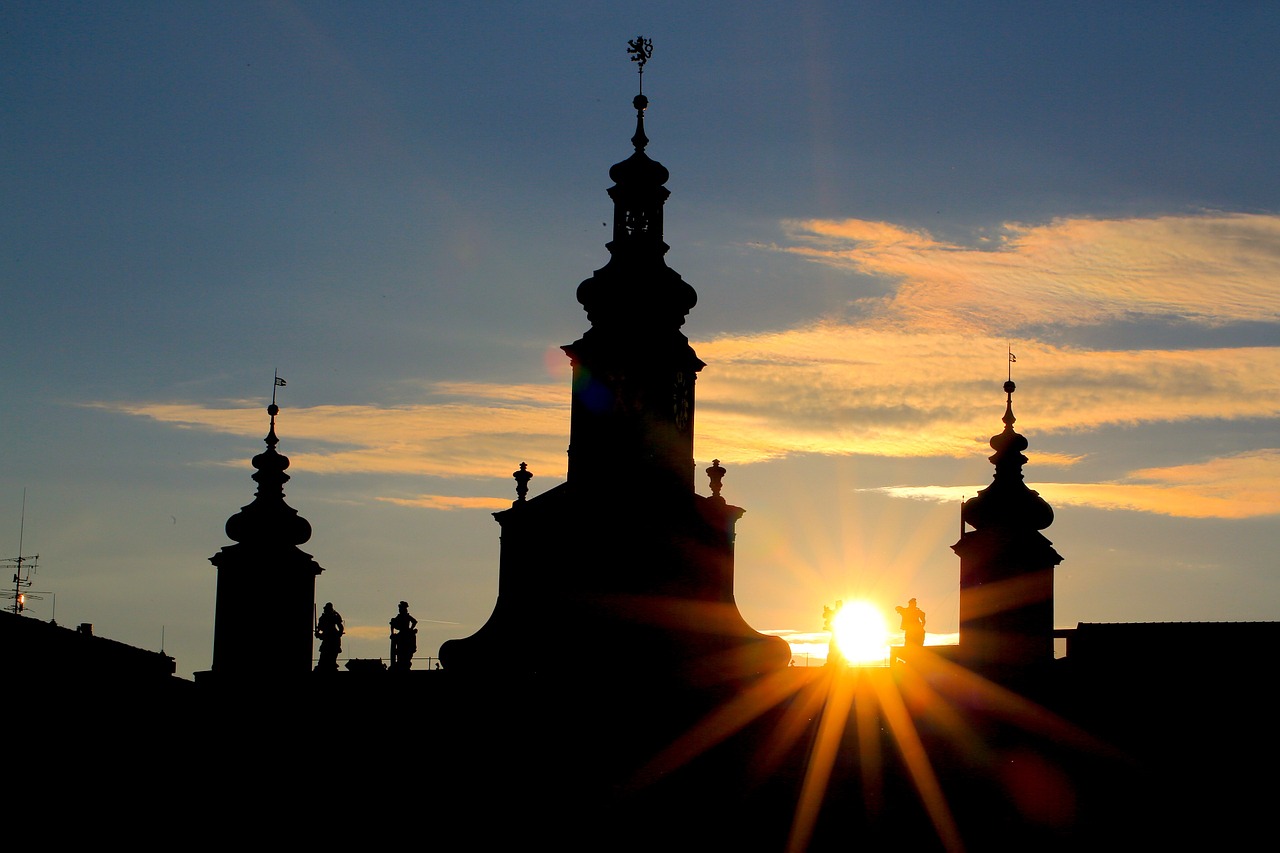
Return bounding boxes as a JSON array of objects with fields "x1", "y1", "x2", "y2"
[{"x1": 673, "y1": 370, "x2": 692, "y2": 432}]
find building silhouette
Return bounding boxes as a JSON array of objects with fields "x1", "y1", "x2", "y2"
[
  {"x1": 439, "y1": 91, "x2": 790, "y2": 684},
  {"x1": 0, "y1": 610, "x2": 175, "y2": 685},
  {"x1": 953, "y1": 379, "x2": 1061, "y2": 683},
  {"x1": 5, "y1": 62, "x2": 1279, "y2": 853},
  {"x1": 205, "y1": 401, "x2": 323, "y2": 679}
]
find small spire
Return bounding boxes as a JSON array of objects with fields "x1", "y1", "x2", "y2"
[
  {"x1": 513, "y1": 462, "x2": 533, "y2": 502},
  {"x1": 960, "y1": 379, "x2": 1053, "y2": 532},
  {"x1": 219, "y1": 388, "x2": 313, "y2": 548},
  {"x1": 627, "y1": 37, "x2": 653, "y2": 151},
  {"x1": 631, "y1": 94, "x2": 650, "y2": 153},
  {"x1": 265, "y1": 403, "x2": 280, "y2": 451},
  {"x1": 268, "y1": 371, "x2": 287, "y2": 450},
  {"x1": 990, "y1": 379, "x2": 1026, "y2": 471}
]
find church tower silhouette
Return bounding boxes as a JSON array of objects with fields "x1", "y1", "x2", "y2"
[
  {"x1": 953, "y1": 379, "x2": 1061, "y2": 681},
  {"x1": 207, "y1": 401, "x2": 323, "y2": 677},
  {"x1": 440, "y1": 85, "x2": 789, "y2": 683}
]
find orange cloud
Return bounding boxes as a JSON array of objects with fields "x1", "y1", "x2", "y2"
[
  {"x1": 91, "y1": 213, "x2": 1280, "y2": 519},
  {"x1": 344, "y1": 624, "x2": 393, "y2": 641},
  {"x1": 777, "y1": 213, "x2": 1280, "y2": 330},
  {"x1": 696, "y1": 327, "x2": 1280, "y2": 461},
  {"x1": 376, "y1": 494, "x2": 515, "y2": 511},
  {"x1": 93, "y1": 334, "x2": 1280, "y2": 508},
  {"x1": 875, "y1": 450, "x2": 1280, "y2": 519},
  {"x1": 93, "y1": 395, "x2": 570, "y2": 479}
]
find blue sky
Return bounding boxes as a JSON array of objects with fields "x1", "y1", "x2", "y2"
[{"x1": 4, "y1": 3, "x2": 1278, "y2": 677}]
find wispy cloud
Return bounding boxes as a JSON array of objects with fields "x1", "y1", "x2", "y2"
[
  {"x1": 92, "y1": 395, "x2": 570, "y2": 479},
  {"x1": 376, "y1": 494, "x2": 515, "y2": 511},
  {"x1": 93, "y1": 212, "x2": 1279, "y2": 518},
  {"x1": 873, "y1": 450, "x2": 1280, "y2": 519},
  {"x1": 696, "y1": 327, "x2": 1280, "y2": 460},
  {"x1": 776, "y1": 213, "x2": 1280, "y2": 330}
]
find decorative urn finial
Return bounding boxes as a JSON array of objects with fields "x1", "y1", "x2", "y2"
[
  {"x1": 513, "y1": 462, "x2": 533, "y2": 503},
  {"x1": 706, "y1": 459, "x2": 726, "y2": 498}
]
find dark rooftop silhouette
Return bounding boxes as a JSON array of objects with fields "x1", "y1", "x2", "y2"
[
  {"x1": 438, "y1": 65, "x2": 788, "y2": 684},
  {"x1": 3, "y1": 38, "x2": 1276, "y2": 851}
]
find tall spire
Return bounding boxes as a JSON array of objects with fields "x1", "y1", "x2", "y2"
[
  {"x1": 222, "y1": 401, "x2": 313, "y2": 548},
  {"x1": 953, "y1": 373, "x2": 1061, "y2": 682},
  {"x1": 440, "y1": 43, "x2": 790, "y2": 683},
  {"x1": 208, "y1": 387, "x2": 322, "y2": 678},
  {"x1": 574, "y1": 37, "x2": 695, "y2": 333},
  {"x1": 961, "y1": 380, "x2": 1054, "y2": 532},
  {"x1": 564, "y1": 39, "x2": 703, "y2": 492},
  {"x1": 604, "y1": 90, "x2": 671, "y2": 254}
]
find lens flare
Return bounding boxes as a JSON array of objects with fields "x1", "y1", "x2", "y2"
[{"x1": 832, "y1": 599, "x2": 889, "y2": 665}]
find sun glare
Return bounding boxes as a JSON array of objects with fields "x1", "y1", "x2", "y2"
[{"x1": 831, "y1": 600, "x2": 889, "y2": 665}]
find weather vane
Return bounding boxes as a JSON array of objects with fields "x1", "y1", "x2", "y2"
[
  {"x1": 271, "y1": 369, "x2": 287, "y2": 408},
  {"x1": 627, "y1": 36, "x2": 653, "y2": 92}
]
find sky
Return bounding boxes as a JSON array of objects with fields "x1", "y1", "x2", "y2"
[{"x1": 4, "y1": 3, "x2": 1278, "y2": 678}]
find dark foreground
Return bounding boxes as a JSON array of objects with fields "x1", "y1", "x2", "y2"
[{"x1": 14, "y1": 655, "x2": 1272, "y2": 851}]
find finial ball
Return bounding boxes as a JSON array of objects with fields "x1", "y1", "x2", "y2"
[
  {"x1": 1003, "y1": 380, "x2": 1016, "y2": 394},
  {"x1": 267, "y1": 403, "x2": 280, "y2": 416},
  {"x1": 633, "y1": 94, "x2": 648, "y2": 112}
]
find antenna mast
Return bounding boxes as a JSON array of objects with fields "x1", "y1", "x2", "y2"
[{"x1": 4, "y1": 490, "x2": 40, "y2": 615}]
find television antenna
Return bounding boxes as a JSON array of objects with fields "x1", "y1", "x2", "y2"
[{"x1": 3, "y1": 490, "x2": 48, "y2": 615}]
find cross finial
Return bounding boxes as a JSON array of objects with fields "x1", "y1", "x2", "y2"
[{"x1": 627, "y1": 36, "x2": 653, "y2": 93}]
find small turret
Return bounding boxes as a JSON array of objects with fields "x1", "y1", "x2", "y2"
[
  {"x1": 208, "y1": 388, "x2": 324, "y2": 679},
  {"x1": 953, "y1": 375, "x2": 1062, "y2": 684},
  {"x1": 961, "y1": 381, "x2": 1055, "y2": 532}
]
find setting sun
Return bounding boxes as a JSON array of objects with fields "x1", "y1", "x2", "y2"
[{"x1": 831, "y1": 600, "x2": 890, "y2": 665}]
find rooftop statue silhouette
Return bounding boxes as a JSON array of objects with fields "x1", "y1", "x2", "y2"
[
  {"x1": 896, "y1": 597, "x2": 926, "y2": 646},
  {"x1": 439, "y1": 42, "x2": 788, "y2": 684},
  {"x1": 389, "y1": 600, "x2": 418, "y2": 671},
  {"x1": 314, "y1": 601, "x2": 344, "y2": 672}
]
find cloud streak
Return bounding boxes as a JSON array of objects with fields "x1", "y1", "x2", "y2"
[
  {"x1": 872, "y1": 450, "x2": 1280, "y2": 519},
  {"x1": 94, "y1": 213, "x2": 1279, "y2": 518},
  {"x1": 776, "y1": 213, "x2": 1280, "y2": 331},
  {"x1": 377, "y1": 494, "x2": 515, "y2": 511},
  {"x1": 93, "y1": 396, "x2": 571, "y2": 480}
]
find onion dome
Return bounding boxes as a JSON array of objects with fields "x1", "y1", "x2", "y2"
[
  {"x1": 575, "y1": 93, "x2": 697, "y2": 335},
  {"x1": 223, "y1": 403, "x2": 313, "y2": 547},
  {"x1": 961, "y1": 381, "x2": 1054, "y2": 531},
  {"x1": 607, "y1": 94, "x2": 671, "y2": 244}
]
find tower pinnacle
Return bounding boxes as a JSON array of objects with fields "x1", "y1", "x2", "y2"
[
  {"x1": 208, "y1": 382, "x2": 322, "y2": 678},
  {"x1": 564, "y1": 67, "x2": 701, "y2": 491},
  {"x1": 961, "y1": 378, "x2": 1054, "y2": 532},
  {"x1": 953, "y1": 374, "x2": 1062, "y2": 681}
]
